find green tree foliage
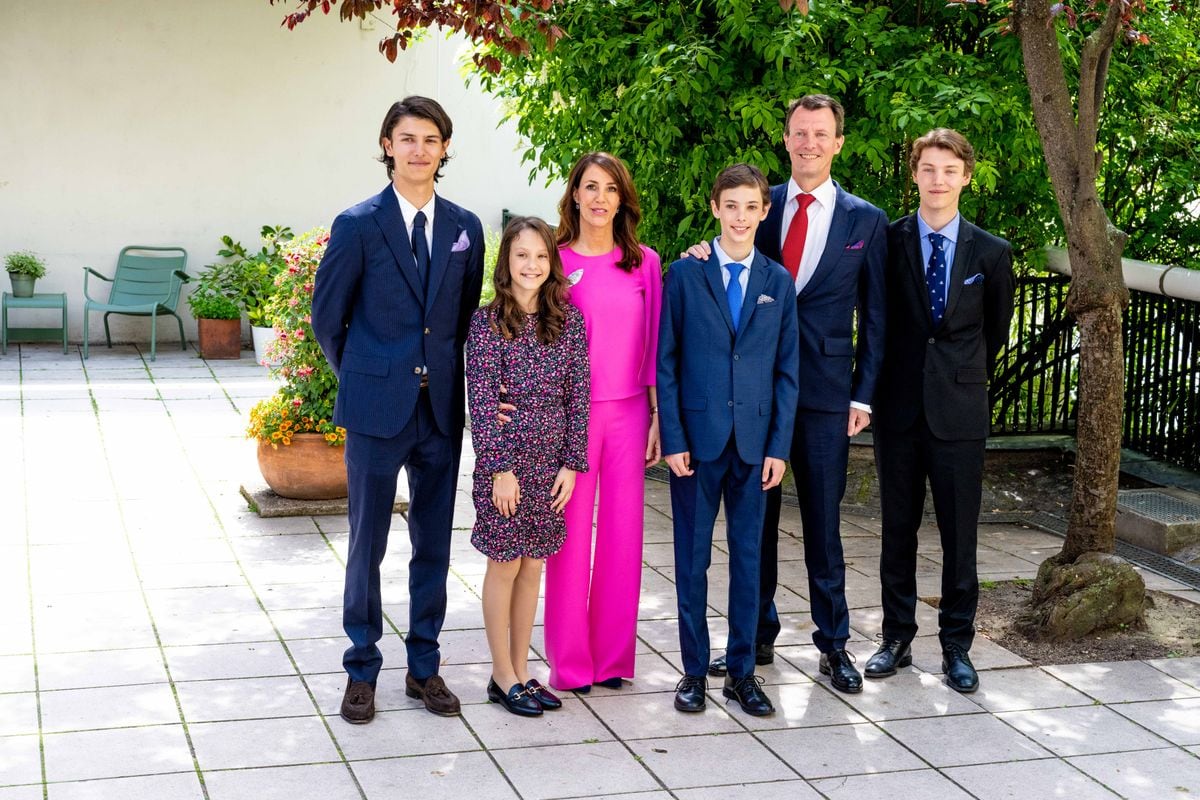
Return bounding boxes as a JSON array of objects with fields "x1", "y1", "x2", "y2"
[{"x1": 474, "y1": 0, "x2": 1197, "y2": 268}]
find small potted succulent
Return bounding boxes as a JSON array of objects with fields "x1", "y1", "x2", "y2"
[
  {"x1": 187, "y1": 261, "x2": 242, "y2": 359},
  {"x1": 5, "y1": 251, "x2": 48, "y2": 298}
]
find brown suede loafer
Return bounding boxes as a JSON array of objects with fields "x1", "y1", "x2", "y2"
[
  {"x1": 340, "y1": 678, "x2": 376, "y2": 724},
  {"x1": 405, "y1": 672, "x2": 461, "y2": 716}
]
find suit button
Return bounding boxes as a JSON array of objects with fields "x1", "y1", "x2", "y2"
[
  {"x1": 727, "y1": 401, "x2": 734, "y2": 407},
  {"x1": 927, "y1": 337, "x2": 936, "y2": 344},
  {"x1": 413, "y1": 367, "x2": 421, "y2": 375},
  {"x1": 424, "y1": 328, "x2": 431, "y2": 335},
  {"x1": 733, "y1": 354, "x2": 740, "y2": 361}
]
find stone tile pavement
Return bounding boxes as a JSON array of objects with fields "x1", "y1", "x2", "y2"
[{"x1": 2, "y1": 343, "x2": 1199, "y2": 799}]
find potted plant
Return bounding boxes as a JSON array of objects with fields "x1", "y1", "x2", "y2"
[
  {"x1": 187, "y1": 261, "x2": 242, "y2": 359},
  {"x1": 245, "y1": 228, "x2": 347, "y2": 499},
  {"x1": 216, "y1": 225, "x2": 294, "y2": 365},
  {"x1": 5, "y1": 251, "x2": 47, "y2": 298}
]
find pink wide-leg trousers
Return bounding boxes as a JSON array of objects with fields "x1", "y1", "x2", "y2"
[{"x1": 545, "y1": 394, "x2": 647, "y2": 690}]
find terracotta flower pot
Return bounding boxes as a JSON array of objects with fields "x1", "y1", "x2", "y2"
[
  {"x1": 257, "y1": 432, "x2": 348, "y2": 500},
  {"x1": 197, "y1": 318, "x2": 242, "y2": 359}
]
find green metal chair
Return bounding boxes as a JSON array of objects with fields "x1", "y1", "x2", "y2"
[{"x1": 82, "y1": 246, "x2": 190, "y2": 361}]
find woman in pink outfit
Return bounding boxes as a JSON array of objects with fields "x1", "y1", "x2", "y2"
[{"x1": 546, "y1": 152, "x2": 662, "y2": 692}]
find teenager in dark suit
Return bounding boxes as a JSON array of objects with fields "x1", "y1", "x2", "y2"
[
  {"x1": 866, "y1": 128, "x2": 1014, "y2": 693},
  {"x1": 658, "y1": 164, "x2": 799, "y2": 717},
  {"x1": 694, "y1": 95, "x2": 887, "y2": 694},
  {"x1": 312, "y1": 96, "x2": 485, "y2": 722}
]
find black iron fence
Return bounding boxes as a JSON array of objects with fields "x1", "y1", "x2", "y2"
[{"x1": 989, "y1": 275, "x2": 1200, "y2": 472}]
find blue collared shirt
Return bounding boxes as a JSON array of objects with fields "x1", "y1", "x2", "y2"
[
  {"x1": 712, "y1": 237, "x2": 753, "y2": 295},
  {"x1": 917, "y1": 212, "x2": 961, "y2": 305}
]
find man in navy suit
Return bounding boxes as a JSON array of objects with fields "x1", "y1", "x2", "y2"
[
  {"x1": 866, "y1": 129, "x2": 1013, "y2": 693},
  {"x1": 659, "y1": 163, "x2": 799, "y2": 717},
  {"x1": 312, "y1": 96, "x2": 485, "y2": 722},
  {"x1": 699, "y1": 95, "x2": 887, "y2": 693}
]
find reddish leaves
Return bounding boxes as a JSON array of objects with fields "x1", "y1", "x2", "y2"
[{"x1": 274, "y1": 0, "x2": 562, "y2": 70}]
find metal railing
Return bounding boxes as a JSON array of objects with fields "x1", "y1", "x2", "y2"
[{"x1": 989, "y1": 274, "x2": 1200, "y2": 472}]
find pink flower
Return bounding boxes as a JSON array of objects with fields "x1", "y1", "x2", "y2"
[
  {"x1": 294, "y1": 328, "x2": 305, "y2": 340},
  {"x1": 292, "y1": 397, "x2": 303, "y2": 407}
]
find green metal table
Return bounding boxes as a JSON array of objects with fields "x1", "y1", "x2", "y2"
[{"x1": 2, "y1": 292, "x2": 69, "y2": 354}]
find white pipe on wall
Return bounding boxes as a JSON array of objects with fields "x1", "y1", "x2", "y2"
[{"x1": 1045, "y1": 248, "x2": 1200, "y2": 302}]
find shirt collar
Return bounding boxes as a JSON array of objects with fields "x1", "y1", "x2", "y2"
[
  {"x1": 785, "y1": 176, "x2": 836, "y2": 209},
  {"x1": 917, "y1": 211, "x2": 961, "y2": 244},
  {"x1": 392, "y1": 186, "x2": 436, "y2": 226},
  {"x1": 712, "y1": 238, "x2": 755, "y2": 270}
]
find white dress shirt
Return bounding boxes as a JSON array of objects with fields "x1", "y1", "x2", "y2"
[
  {"x1": 780, "y1": 176, "x2": 837, "y2": 293},
  {"x1": 712, "y1": 237, "x2": 753, "y2": 294},
  {"x1": 392, "y1": 186, "x2": 436, "y2": 256}
]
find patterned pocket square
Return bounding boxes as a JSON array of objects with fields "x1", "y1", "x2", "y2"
[
  {"x1": 963, "y1": 273, "x2": 984, "y2": 285},
  {"x1": 756, "y1": 294, "x2": 775, "y2": 304},
  {"x1": 845, "y1": 240, "x2": 865, "y2": 250},
  {"x1": 451, "y1": 230, "x2": 471, "y2": 253}
]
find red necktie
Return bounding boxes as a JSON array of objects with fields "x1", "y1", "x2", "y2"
[{"x1": 781, "y1": 193, "x2": 816, "y2": 279}]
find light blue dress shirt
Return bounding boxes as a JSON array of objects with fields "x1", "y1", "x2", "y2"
[{"x1": 917, "y1": 213, "x2": 961, "y2": 306}]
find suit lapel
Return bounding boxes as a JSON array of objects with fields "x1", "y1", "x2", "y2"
[
  {"x1": 371, "y1": 186, "x2": 423, "y2": 300},
  {"x1": 942, "y1": 220, "x2": 976, "y2": 323},
  {"x1": 756, "y1": 184, "x2": 788, "y2": 261},
  {"x1": 735, "y1": 252, "x2": 770, "y2": 339},
  {"x1": 901, "y1": 215, "x2": 934, "y2": 328},
  {"x1": 425, "y1": 196, "x2": 459, "y2": 315},
  {"x1": 799, "y1": 182, "x2": 852, "y2": 299},
  {"x1": 701, "y1": 252, "x2": 737, "y2": 336}
]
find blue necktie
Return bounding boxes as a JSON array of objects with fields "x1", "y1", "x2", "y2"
[
  {"x1": 726, "y1": 261, "x2": 745, "y2": 331},
  {"x1": 412, "y1": 211, "x2": 430, "y2": 294},
  {"x1": 926, "y1": 232, "x2": 947, "y2": 325}
]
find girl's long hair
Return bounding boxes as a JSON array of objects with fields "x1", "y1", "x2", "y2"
[
  {"x1": 489, "y1": 216, "x2": 570, "y2": 345},
  {"x1": 555, "y1": 152, "x2": 644, "y2": 273}
]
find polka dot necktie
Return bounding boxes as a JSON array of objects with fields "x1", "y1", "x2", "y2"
[{"x1": 926, "y1": 232, "x2": 947, "y2": 326}]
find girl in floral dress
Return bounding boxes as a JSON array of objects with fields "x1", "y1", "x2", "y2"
[{"x1": 465, "y1": 216, "x2": 590, "y2": 717}]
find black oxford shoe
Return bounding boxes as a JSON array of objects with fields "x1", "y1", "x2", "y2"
[
  {"x1": 723, "y1": 674, "x2": 775, "y2": 717},
  {"x1": 942, "y1": 645, "x2": 979, "y2": 693},
  {"x1": 864, "y1": 638, "x2": 913, "y2": 679},
  {"x1": 707, "y1": 643, "x2": 775, "y2": 677},
  {"x1": 674, "y1": 674, "x2": 707, "y2": 712},
  {"x1": 819, "y1": 649, "x2": 863, "y2": 694},
  {"x1": 524, "y1": 679, "x2": 562, "y2": 710},
  {"x1": 487, "y1": 678, "x2": 543, "y2": 717}
]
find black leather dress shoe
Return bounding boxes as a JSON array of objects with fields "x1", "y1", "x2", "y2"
[
  {"x1": 524, "y1": 679, "x2": 562, "y2": 710},
  {"x1": 487, "y1": 678, "x2": 543, "y2": 717},
  {"x1": 723, "y1": 674, "x2": 775, "y2": 716},
  {"x1": 864, "y1": 638, "x2": 913, "y2": 679},
  {"x1": 594, "y1": 677, "x2": 623, "y2": 689},
  {"x1": 819, "y1": 649, "x2": 863, "y2": 694},
  {"x1": 674, "y1": 674, "x2": 707, "y2": 712},
  {"x1": 942, "y1": 645, "x2": 979, "y2": 693},
  {"x1": 707, "y1": 643, "x2": 775, "y2": 677}
]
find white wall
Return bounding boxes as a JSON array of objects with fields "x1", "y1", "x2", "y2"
[{"x1": 0, "y1": 2, "x2": 563, "y2": 343}]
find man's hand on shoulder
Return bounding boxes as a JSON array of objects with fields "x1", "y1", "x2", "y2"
[{"x1": 680, "y1": 241, "x2": 712, "y2": 260}]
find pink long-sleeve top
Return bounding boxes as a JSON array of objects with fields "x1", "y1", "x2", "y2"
[{"x1": 560, "y1": 244, "x2": 663, "y2": 402}]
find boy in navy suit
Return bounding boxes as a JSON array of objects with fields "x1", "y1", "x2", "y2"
[
  {"x1": 313, "y1": 97, "x2": 485, "y2": 722},
  {"x1": 658, "y1": 164, "x2": 799, "y2": 716}
]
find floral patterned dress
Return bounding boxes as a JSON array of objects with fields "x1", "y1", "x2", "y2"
[{"x1": 466, "y1": 304, "x2": 590, "y2": 561}]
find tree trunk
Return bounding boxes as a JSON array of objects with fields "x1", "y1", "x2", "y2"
[
  {"x1": 1011, "y1": 0, "x2": 1145, "y2": 638},
  {"x1": 1062, "y1": 201, "x2": 1127, "y2": 560}
]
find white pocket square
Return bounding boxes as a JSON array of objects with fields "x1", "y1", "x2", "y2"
[
  {"x1": 451, "y1": 230, "x2": 471, "y2": 253},
  {"x1": 963, "y1": 273, "x2": 984, "y2": 285},
  {"x1": 756, "y1": 294, "x2": 775, "y2": 304}
]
